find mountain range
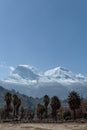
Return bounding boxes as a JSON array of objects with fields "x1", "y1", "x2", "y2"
[
  {"x1": 0, "y1": 64, "x2": 87, "y2": 99},
  {"x1": 0, "y1": 86, "x2": 43, "y2": 110}
]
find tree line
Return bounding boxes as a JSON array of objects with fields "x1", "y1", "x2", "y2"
[
  {"x1": 2, "y1": 92, "x2": 21, "y2": 119},
  {"x1": 37, "y1": 91, "x2": 81, "y2": 121},
  {"x1": 0, "y1": 90, "x2": 87, "y2": 122}
]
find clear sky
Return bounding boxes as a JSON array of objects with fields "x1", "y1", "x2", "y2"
[{"x1": 0, "y1": 0, "x2": 87, "y2": 78}]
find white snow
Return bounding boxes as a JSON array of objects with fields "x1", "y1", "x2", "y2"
[{"x1": 1, "y1": 65, "x2": 87, "y2": 98}]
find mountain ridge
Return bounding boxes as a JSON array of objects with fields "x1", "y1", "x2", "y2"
[
  {"x1": 0, "y1": 85, "x2": 43, "y2": 110},
  {"x1": 0, "y1": 64, "x2": 87, "y2": 99}
]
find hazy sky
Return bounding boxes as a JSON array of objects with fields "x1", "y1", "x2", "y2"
[{"x1": 0, "y1": 0, "x2": 87, "y2": 78}]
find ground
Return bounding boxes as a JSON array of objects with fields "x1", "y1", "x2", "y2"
[{"x1": 0, "y1": 122, "x2": 87, "y2": 130}]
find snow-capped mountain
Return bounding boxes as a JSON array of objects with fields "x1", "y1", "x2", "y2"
[
  {"x1": 45, "y1": 67, "x2": 87, "y2": 83},
  {"x1": 0, "y1": 65, "x2": 87, "y2": 99},
  {"x1": 11, "y1": 65, "x2": 41, "y2": 80}
]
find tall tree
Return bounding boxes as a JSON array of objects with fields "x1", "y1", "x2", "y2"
[
  {"x1": 37, "y1": 103, "x2": 45, "y2": 120},
  {"x1": 4, "y1": 92, "x2": 12, "y2": 118},
  {"x1": 20, "y1": 106, "x2": 25, "y2": 119},
  {"x1": 16, "y1": 98, "x2": 21, "y2": 116},
  {"x1": 13, "y1": 94, "x2": 21, "y2": 117},
  {"x1": 50, "y1": 96, "x2": 61, "y2": 121},
  {"x1": 43, "y1": 95, "x2": 50, "y2": 118},
  {"x1": 68, "y1": 91, "x2": 81, "y2": 119},
  {"x1": 13, "y1": 94, "x2": 18, "y2": 116}
]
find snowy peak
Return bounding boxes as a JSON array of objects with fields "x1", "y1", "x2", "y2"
[
  {"x1": 45, "y1": 67, "x2": 74, "y2": 78},
  {"x1": 45, "y1": 66, "x2": 69, "y2": 76},
  {"x1": 44, "y1": 67, "x2": 87, "y2": 82},
  {"x1": 10, "y1": 65, "x2": 41, "y2": 80},
  {"x1": 1, "y1": 65, "x2": 87, "y2": 98},
  {"x1": 5, "y1": 65, "x2": 87, "y2": 84}
]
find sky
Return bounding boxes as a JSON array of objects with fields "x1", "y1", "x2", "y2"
[{"x1": 0, "y1": 0, "x2": 87, "y2": 78}]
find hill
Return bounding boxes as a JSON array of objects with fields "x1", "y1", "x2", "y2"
[{"x1": 0, "y1": 86, "x2": 42, "y2": 111}]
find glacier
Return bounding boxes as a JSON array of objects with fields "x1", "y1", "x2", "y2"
[{"x1": 0, "y1": 64, "x2": 87, "y2": 99}]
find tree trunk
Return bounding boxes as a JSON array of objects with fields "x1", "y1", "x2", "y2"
[
  {"x1": 73, "y1": 109, "x2": 76, "y2": 120},
  {"x1": 45, "y1": 106, "x2": 48, "y2": 118},
  {"x1": 13, "y1": 106, "x2": 16, "y2": 117}
]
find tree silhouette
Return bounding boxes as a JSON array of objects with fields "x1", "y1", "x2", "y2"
[
  {"x1": 50, "y1": 96, "x2": 61, "y2": 121},
  {"x1": 68, "y1": 91, "x2": 81, "y2": 119},
  {"x1": 13, "y1": 94, "x2": 18, "y2": 117},
  {"x1": 37, "y1": 103, "x2": 45, "y2": 120},
  {"x1": 4, "y1": 92, "x2": 12, "y2": 119},
  {"x1": 43, "y1": 95, "x2": 50, "y2": 118},
  {"x1": 13, "y1": 94, "x2": 21, "y2": 117},
  {"x1": 16, "y1": 98, "x2": 21, "y2": 116},
  {"x1": 20, "y1": 106, "x2": 25, "y2": 119}
]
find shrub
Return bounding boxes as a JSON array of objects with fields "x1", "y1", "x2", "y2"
[{"x1": 63, "y1": 110, "x2": 71, "y2": 120}]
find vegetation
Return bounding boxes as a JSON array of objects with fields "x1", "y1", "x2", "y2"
[
  {"x1": 43, "y1": 95, "x2": 50, "y2": 118},
  {"x1": 37, "y1": 103, "x2": 45, "y2": 120},
  {"x1": 2, "y1": 92, "x2": 21, "y2": 119},
  {"x1": 63, "y1": 110, "x2": 71, "y2": 120},
  {"x1": 0, "y1": 89, "x2": 87, "y2": 122},
  {"x1": 4, "y1": 92, "x2": 13, "y2": 119},
  {"x1": 13, "y1": 94, "x2": 21, "y2": 117},
  {"x1": 50, "y1": 96, "x2": 61, "y2": 121},
  {"x1": 68, "y1": 91, "x2": 81, "y2": 119}
]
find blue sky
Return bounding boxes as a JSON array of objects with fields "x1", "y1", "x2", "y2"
[{"x1": 0, "y1": 0, "x2": 87, "y2": 78}]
